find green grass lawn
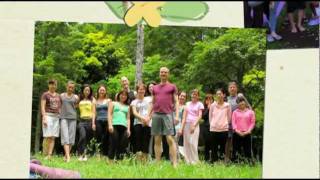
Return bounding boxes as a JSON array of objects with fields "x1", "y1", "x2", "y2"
[{"x1": 32, "y1": 153, "x2": 262, "y2": 178}]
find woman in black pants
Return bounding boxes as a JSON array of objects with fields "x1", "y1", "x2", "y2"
[
  {"x1": 209, "y1": 89, "x2": 232, "y2": 163},
  {"x1": 131, "y1": 83, "x2": 152, "y2": 162},
  {"x1": 200, "y1": 93, "x2": 213, "y2": 162},
  {"x1": 107, "y1": 90, "x2": 131, "y2": 162},
  {"x1": 77, "y1": 84, "x2": 96, "y2": 161},
  {"x1": 95, "y1": 85, "x2": 111, "y2": 156},
  {"x1": 232, "y1": 97, "x2": 256, "y2": 164}
]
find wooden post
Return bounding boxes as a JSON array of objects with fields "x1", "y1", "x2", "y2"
[
  {"x1": 135, "y1": 23, "x2": 144, "y2": 87},
  {"x1": 122, "y1": 1, "x2": 145, "y2": 87}
]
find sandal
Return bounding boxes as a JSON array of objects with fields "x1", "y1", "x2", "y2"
[{"x1": 271, "y1": 33, "x2": 282, "y2": 40}]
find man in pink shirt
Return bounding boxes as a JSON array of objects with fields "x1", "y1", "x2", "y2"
[
  {"x1": 232, "y1": 96, "x2": 255, "y2": 164},
  {"x1": 147, "y1": 67, "x2": 179, "y2": 168}
]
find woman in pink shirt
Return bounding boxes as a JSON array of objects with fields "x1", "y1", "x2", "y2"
[
  {"x1": 232, "y1": 96, "x2": 255, "y2": 164},
  {"x1": 209, "y1": 88, "x2": 232, "y2": 163},
  {"x1": 179, "y1": 89, "x2": 204, "y2": 164}
]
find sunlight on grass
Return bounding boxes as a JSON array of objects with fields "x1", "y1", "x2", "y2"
[{"x1": 32, "y1": 153, "x2": 262, "y2": 178}]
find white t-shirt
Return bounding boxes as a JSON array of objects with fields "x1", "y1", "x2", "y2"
[
  {"x1": 144, "y1": 96, "x2": 152, "y2": 104},
  {"x1": 131, "y1": 97, "x2": 151, "y2": 126}
]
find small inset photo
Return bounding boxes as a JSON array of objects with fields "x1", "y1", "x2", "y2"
[{"x1": 244, "y1": 1, "x2": 319, "y2": 49}]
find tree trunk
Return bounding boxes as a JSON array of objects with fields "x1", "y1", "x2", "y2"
[
  {"x1": 122, "y1": 1, "x2": 144, "y2": 87},
  {"x1": 121, "y1": 1, "x2": 145, "y2": 86},
  {"x1": 135, "y1": 23, "x2": 144, "y2": 87}
]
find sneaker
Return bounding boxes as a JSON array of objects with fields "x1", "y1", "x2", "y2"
[
  {"x1": 267, "y1": 35, "x2": 275, "y2": 42},
  {"x1": 78, "y1": 156, "x2": 83, "y2": 161},
  {"x1": 271, "y1": 33, "x2": 282, "y2": 41},
  {"x1": 308, "y1": 17, "x2": 320, "y2": 26},
  {"x1": 82, "y1": 155, "x2": 88, "y2": 161}
]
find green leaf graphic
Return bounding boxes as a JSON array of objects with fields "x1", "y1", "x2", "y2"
[
  {"x1": 160, "y1": 2, "x2": 209, "y2": 22},
  {"x1": 105, "y1": 1, "x2": 126, "y2": 19},
  {"x1": 105, "y1": 1, "x2": 209, "y2": 23}
]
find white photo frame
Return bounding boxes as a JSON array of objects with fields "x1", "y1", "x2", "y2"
[{"x1": 0, "y1": 1, "x2": 318, "y2": 178}]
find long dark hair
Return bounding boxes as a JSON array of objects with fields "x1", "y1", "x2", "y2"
[
  {"x1": 203, "y1": 93, "x2": 213, "y2": 109},
  {"x1": 96, "y1": 84, "x2": 108, "y2": 99},
  {"x1": 116, "y1": 90, "x2": 129, "y2": 105},
  {"x1": 80, "y1": 84, "x2": 93, "y2": 101},
  {"x1": 178, "y1": 90, "x2": 187, "y2": 102},
  {"x1": 215, "y1": 88, "x2": 226, "y2": 102},
  {"x1": 216, "y1": 88, "x2": 226, "y2": 94},
  {"x1": 146, "y1": 81, "x2": 157, "y2": 96}
]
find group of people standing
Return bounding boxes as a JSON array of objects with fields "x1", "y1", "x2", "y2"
[{"x1": 40, "y1": 67, "x2": 256, "y2": 167}]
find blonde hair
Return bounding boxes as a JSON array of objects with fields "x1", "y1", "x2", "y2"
[
  {"x1": 191, "y1": 89, "x2": 200, "y2": 96},
  {"x1": 121, "y1": 76, "x2": 128, "y2": 82},
  {"x1": 160, "y1": 67, "x2": 170, "y2": 73}
]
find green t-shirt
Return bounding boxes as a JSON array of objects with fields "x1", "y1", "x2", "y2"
[{"x1": 112, "y1": 102, "x2": 129, "y2": 127}]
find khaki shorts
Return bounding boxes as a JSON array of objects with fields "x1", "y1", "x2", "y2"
[
  {"x1": 151, "y1": 112, "x2": 175, "y2": 136},
  {"x1": 42, "y1": 113, "x2": 60, "y2": 137}
]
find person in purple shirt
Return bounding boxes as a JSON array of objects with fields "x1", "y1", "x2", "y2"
[{"x1": 147, "y1": 67, "x2": 179, "y2": 168}]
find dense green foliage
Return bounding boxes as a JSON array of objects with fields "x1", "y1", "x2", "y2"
[{"x1": 31, "y1": 22, "x2": 266, "y2": 158}]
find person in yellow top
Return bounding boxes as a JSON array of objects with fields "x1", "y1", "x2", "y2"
[{"x1": 77, "y1": 84, "x2": 96, "y2": 161}]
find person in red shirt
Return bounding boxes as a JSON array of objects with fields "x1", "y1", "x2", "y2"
[{"x1": 147, "y1": 67, "x2": 179, "y2": 168}]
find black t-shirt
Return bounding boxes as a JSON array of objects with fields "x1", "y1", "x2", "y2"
[
  {"x1": 202, "y1": 107, "x2": 210, "y2": 126},
  {"x1": 127, "y1": 90, "x2": 136, "y2": 131},
  {"x1": 127, "y1": 90, "x2": 135, "y2": 105}
]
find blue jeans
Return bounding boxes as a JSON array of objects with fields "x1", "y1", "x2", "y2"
[{"x1": 269, "y1": 2, "x2": 280, "y2": 33}]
